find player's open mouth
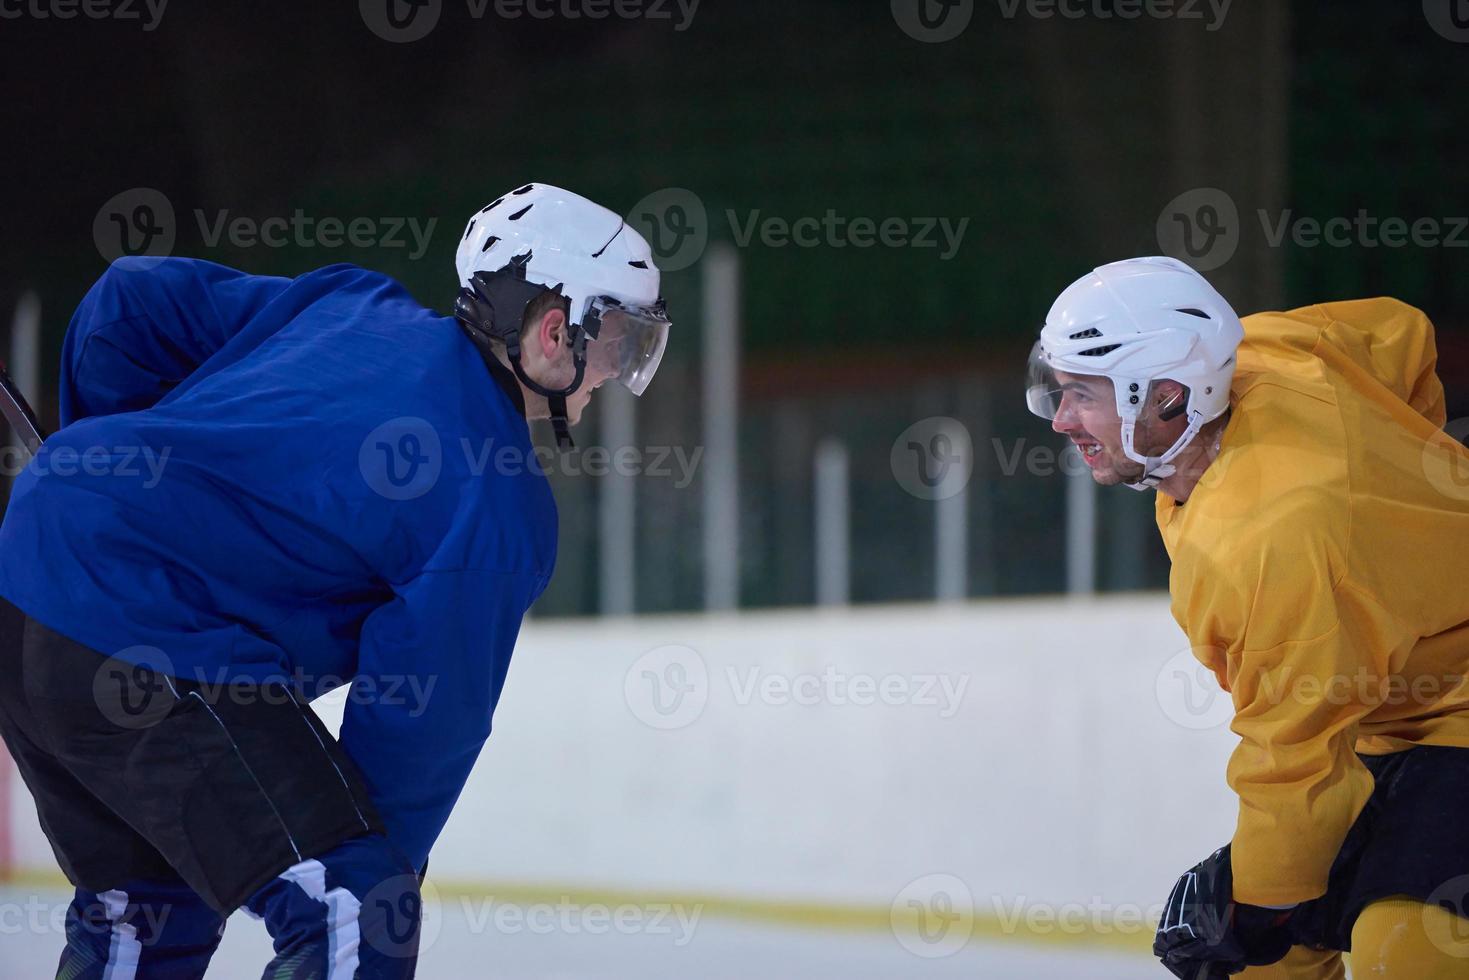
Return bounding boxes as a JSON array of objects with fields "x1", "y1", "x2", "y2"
[{"x1": 1074, "y1": 439, "x2": 1104, "y2": 466}]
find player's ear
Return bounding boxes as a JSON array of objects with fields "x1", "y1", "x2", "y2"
[{"x1": 535, "y1": 306, "x2": 567, "y2": 359}]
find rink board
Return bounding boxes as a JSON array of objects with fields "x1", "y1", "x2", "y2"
[{"x1": 1, "y1": 595, "x2": 1237, "y2": 957}]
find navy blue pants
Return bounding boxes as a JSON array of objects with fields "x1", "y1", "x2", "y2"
[{"x1": 56, "y1": 834, "x2": 422, "y2": 978}]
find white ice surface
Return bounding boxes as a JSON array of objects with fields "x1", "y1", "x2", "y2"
[{"x1": 0, "y1": 885, "x2": 1156, "y2": 979}]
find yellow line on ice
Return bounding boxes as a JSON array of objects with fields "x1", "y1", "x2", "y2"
[{"x1": 0, "y1": 866, "x2": 1155, "y2": 956}]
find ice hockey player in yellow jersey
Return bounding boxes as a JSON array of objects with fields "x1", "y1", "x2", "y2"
[{"x1": 1026, "y1": 257, "x2": 1469, "y2": 979}]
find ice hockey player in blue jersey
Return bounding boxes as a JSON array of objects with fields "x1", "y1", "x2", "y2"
[{"x1": 0, "y1": 183, "x2": 671, "y2": 978}]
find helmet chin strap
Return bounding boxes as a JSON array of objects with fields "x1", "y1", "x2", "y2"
[
  {"x1": 498, "y1": 327, "x2": 589, "y2": 452},
  {"x1": 547, "y1": 396, "x2": 573, "y2": 450},
  {"x1": 454, "y1": 260, "x2": 589, "y2": 451},
  {"x1": 1120, "y1": 414, "x2": 1204, "y2": 492}
]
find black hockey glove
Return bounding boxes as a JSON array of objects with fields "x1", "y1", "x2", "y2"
[{"x1": 1153, "y1": 844, "x2": 1295, "y2": 979}]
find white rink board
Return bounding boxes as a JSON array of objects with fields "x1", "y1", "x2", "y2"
[{"x1": 6, "y1": 595, "x2": 1239, "y2": 918}]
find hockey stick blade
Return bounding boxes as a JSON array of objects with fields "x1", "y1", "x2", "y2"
[{"x1": 0, "y1": 363, "x2": 45, "y2": 458}]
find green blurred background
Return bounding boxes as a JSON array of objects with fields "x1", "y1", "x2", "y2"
[{"x1": 3, "y1": 0, "x2": 1466, "y2": 614}]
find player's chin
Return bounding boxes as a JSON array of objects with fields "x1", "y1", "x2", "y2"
[{"x1": 1087, "y1": 457, "x2": 1133, "y2": 487}]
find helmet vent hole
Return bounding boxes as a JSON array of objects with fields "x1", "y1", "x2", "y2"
[
  {"x1": 1068, "y1": 328, "x2": 1102, "y2": 340},
  {"x1": 508, "y1": 204, "x2": 534, "y2": 221},
  {"x1": 1077, "y1": 344, "x2": 1122, "y2": 357},
  {"x1": 1177, "y1": 308, "x2": 1210, "y2": 319},
  {"x1": 513, "y1": 184, "x2": 535, "y2": 195},
  {"x1": 482, "y1": 198, "x2": 504, "y2": 213},
  {"x1": 628, "y1": 260, "x2": 648, "y2": 269},
  {"x1": 463, "y1": 218, "x2": 476, "y2": 240},
  {"x1": 481, "y1": 235, "x2": 500, "y2": 253}
]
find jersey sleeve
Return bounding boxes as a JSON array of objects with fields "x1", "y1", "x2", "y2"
[
  {"x1": 1223, "y1": 536, "x2": 1410, "y2": 907},
  {"x1": 60, "y1": 256, "x2": 292, "y2": 425},
  {"x1": 337, "y1": 566, "x2": 538, "y2": 872}
]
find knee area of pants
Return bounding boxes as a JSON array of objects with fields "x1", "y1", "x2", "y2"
[
  {"x1": 355, "y1": 872, "x2": 423, "y2": 961},
  {"x1": 341, "y1": 839, "x2": 421, "y2": 946}
]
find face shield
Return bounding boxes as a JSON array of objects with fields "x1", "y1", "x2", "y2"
[
  {"x1": 1025, "y1": 340, "x2": 1067, "y2": 420},
  {"x1": 1026, "y1": 341, "x2": 1120, "y2": 421},
  {"x1": 582, "y1": 298, "x2": 670, "y2": 396}
]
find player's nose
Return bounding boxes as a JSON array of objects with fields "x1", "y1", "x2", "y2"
[{"x1": 1051, "y1": 407, "x2": 1079, "y2": 436}]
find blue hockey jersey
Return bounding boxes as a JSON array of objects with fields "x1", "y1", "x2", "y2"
[{"x1": 0, "y1": 257, "x2": 558, "y2": 870}]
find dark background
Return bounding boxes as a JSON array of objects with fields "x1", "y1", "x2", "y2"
[{"x1": 2, "y1": 0, "x2": 1466, "y2": 613}]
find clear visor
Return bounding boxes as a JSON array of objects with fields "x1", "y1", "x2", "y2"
[
  {"x1": 1025, "y1": 341, "x2": 1070, "y2": 420},
  {"x1": 585, "y1": 299, "x2": 670, "y2": 397}
]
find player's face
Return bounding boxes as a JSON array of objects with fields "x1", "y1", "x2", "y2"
[
  {"x1": 563, "y1": 313, "x2": 643, "y2": 424},
  {"x1": 562, "y1": 356, "x2": 617, "y2": 425},
  {"x1": 527, "y1": 307, "x2": 619, "y2": 426},
  {"x1": 1049, "y1": 371, "x2": 1145, "y2": 486}
]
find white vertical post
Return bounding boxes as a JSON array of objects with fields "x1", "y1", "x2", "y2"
[
  {"x1": 935, "y1": 419, "x2": 969, "y2": 601},
  {"x1": 702, "y1": 243, "x2": 740, "y2": 611},
  {"x1": 813, "y1": 439, "x2": 849, "y2": 607},
  {"x1": 1066, "y1": 445, "x2": 1097, "y2": 595},
  {"x1": 7, "y1": 293, "x2": 40, "y2": 488},
  {"x1": 598, "y1": 384, "x2": 636, "y2": 616},
  {"x1": 10, "y1": 292, "x2": 40, "y2": 409}
]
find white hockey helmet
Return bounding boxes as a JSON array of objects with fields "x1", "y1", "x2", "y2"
[
  {"x1": 1026, "y1": 257, "x2": 1243, "y2": 490},
  {"x1": 454, "y1": 183, "x2": 671, "y2": 447}
]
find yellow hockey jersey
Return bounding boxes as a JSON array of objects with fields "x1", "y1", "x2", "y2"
[{"x1": 1155, "y1": 298, "x2": 1469, "y2": 907}]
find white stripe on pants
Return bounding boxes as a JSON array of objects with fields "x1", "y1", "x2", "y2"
[
  {"x1": 279, "y1": 858, "x2": 364, "y2": 979},
  {"x1": 98, "y1": 889, "x2": 142, "y2": 980}
]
